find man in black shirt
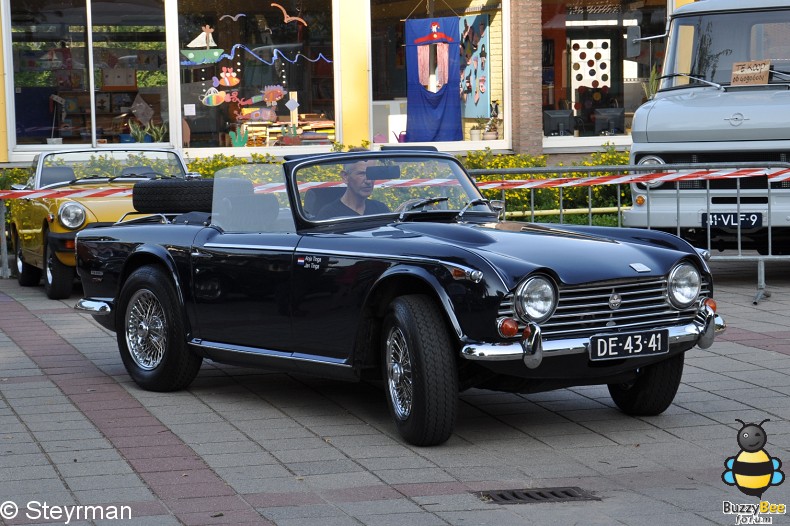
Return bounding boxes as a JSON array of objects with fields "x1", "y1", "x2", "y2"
[{"x1": 316, "y1": 159, "x2": 389, "y2": 219}]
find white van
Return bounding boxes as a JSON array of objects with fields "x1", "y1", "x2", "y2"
[{"x1": 623, "y1": 0, "x2": 790, "y2": 253}]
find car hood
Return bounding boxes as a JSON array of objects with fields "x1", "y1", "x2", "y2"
[
  {"x1": 393, "y1": 221, "x2": 694, "y2": 287},
  {"x1": 636, "y1": 87, "x2": 790, "y2": 143},
  {"x1": 54, "y1": 182, "x2": 137, "y2": 224}
]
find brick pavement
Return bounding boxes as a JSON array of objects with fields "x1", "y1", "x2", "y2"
[{"x1": 0, "y1": 258, "x2": 788, "y2": 525}]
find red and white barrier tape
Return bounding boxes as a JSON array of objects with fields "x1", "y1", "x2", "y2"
[{"x1": 2, "y1": 168, "x2": 790, "y2": 200}]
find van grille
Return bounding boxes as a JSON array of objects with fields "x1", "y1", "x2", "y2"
[{"x1": 499, "y1": 277, "x2": 711, "y2": 340}]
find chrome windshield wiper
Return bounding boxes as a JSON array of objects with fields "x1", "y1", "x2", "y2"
[
  {"x1": 660, "y1": 73, "x2": 723, "y2": 90},
  {"x1": 397, "y1": 197, "x2": 449, "y2": 221}
]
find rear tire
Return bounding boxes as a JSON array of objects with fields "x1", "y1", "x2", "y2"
[
  {"x1": 14, "y1": 231, "x2": 41, "y2": 287},
  {"x1": 382, "y1": 295, "x2": 458, "y2": 446},
  {"x1": 116, "y1": 265, "x2": 202, "y2": 391},
  {"x1": 608, "y1": 353, "x2": 684, "y2": 415},
  {"x1": 44, "y1": 241, "x2": 75, "y2": 299}
]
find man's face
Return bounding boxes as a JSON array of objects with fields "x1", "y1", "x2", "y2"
[{"x1": 342, "y1": 161, "x2": 375, "y2": 198}]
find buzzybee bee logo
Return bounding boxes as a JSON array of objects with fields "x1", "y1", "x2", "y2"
[{"x1": 721, "y1": 419, "x2": 786, "y2": 525}]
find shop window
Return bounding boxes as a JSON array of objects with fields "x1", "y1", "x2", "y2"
[
  {"x1": 541, "y1": 0, "x2": 667, "y2": 138},
  {"x1": 177, "y1": 2, "x2": 334, "y2": 148},
  {"x1": 371, "y1": 2, "x2": 504, "y2": 145},
  {"x1": 9, "y1": 0, "x2": 168, "y2": 146}
]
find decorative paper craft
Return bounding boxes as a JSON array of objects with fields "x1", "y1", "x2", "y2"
[
  {"x1": 130, "y1": 93, "x2": 154, "y2": 125},
  {"x1": 95, "y1": 93, "x2": 111, "y2": 113},
  {"x1": 111, "y1": 93, "x2": 133, "y2": 113},
  {"x1": 54, "y1": 70, "x2": 84, "y2": 90},
  {"x1": 102, "y1": 68, "x2": 137, "y2": 91},
  {"x1": 181, "y1": 25, "x2": 224, "y2": 64}
]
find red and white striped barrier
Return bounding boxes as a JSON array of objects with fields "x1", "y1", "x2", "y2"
[{"x1": 2, "y1": 168, "x2": 790, "y2": 200}]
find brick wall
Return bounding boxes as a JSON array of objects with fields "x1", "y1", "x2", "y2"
[{"x1": 510, "y1": 0, "x2": 543, "y2": 155}]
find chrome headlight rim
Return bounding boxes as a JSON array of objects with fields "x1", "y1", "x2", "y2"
[
  {"x1": 667, "y1": 262, "x2": 702, "y2": 309},
  {"x1": 514, "y1": 275, "x2": 558, "y2": 324},
  {"x1": 636, "y1": 155, "x2": 665, "y2": 189},
  {"x1": 58, "y1": 201, "x2": 87, "y2": 230}
]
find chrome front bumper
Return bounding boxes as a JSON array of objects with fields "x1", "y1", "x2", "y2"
[
  {"x1": 460, "y1": 301, "x2": 725, "y2": 369},
  {"x1": 74, "y1": 298, "x2": 114, "y2": 316}
]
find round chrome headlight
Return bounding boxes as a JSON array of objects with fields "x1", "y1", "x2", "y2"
[
  {"x1": 515, "y1": 276, "x2": 557, "y2": 323},
  {"x1": 668, "y1": 262, "x2": 701, "y2": 309},
  {"x1": 637, "y1": 155, "x2": 665, "y2": 189},
  {"x1": 58, "y1": 202, "x2": 86, "y2": 229}
]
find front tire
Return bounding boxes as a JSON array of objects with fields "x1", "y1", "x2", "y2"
[
  {"x1": 117, "y1": 265, "x2": 202, "y2": 391},
  {"x1": 44, "y1": 241, "x2": 75, "y2": 299},
  {"x1": 382, "y1": 295, "x2": 458, "y2": 446},
  {"x1": 14, "y1": 231, "x2": 41, "y2": 286},
  {"x1": 608, "y1": 353, "x2": 684, "y2": 415}
]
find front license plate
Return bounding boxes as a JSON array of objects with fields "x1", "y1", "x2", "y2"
[
  {"x1": 702, "y1": 212, "x2": 762, "y2": 228},
  {"x1": 589, "y1": 329, "x2": 669, "y2": 361}
]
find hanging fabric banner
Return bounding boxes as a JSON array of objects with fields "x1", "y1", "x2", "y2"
[
  {"x1": 405, "y1": 17, "x2": 462, "y2": 142},
  {"x1": 460, "y1": 14, "x2": 490, "y2": 119}
]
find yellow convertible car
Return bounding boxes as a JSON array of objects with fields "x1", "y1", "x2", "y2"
[{"x1": 9, "y1": 149, "x2": 194, "y2": 299}]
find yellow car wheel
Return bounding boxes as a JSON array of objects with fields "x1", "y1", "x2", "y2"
[
  {"x1": 44, "y1": 241, "x2": 75, "y2": 299},
  {"x1": 14, "y1": 232, "x2": 41, "y2": 287}
]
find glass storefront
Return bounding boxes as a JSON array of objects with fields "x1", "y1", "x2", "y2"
[
  {"x1": 370, "y1": 1, "x2": 505, "y2": 145},
  {"x1": 9, "y1": 0, "x2": 168, "y2": 146},
  {"x1": 177, "y1": 1, "x2": 334, "y2": 148},
  {"x1": 541, "y1": 0, "x2": 667, "y2": 140}
]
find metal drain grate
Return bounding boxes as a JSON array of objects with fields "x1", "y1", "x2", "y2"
[{"x1": 478, "y1": 487, "x2": 599, "y2": 505}]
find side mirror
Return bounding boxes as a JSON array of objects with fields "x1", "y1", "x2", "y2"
[
  {"x1": 626, "y1": 26, "x2": 641, "y2": 58},
  {"x1": 11, "y1": 183, "x2": 28, "y2": 190},
  {"x1": 490, "y1": 199, "x2": 505, "y2": 220}
]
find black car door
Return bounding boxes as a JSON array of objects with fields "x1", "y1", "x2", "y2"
[{"x1": 189, "y1": 227, "x2": 297, "y2": 351}]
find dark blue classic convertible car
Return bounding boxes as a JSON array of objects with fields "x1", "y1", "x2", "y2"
[{"x1": 75, "y1": 149, "x2": 725, "y2": 446}]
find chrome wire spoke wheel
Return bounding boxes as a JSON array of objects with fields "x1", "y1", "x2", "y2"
[
  {"x1": 124, "y1": 289, "x2": 167, "y2": 370},
  {"x1": 386, "y1": 326, "x2": 413, "y2": 420}
]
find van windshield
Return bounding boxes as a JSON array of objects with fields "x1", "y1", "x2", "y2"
[{"x1": 661, "y1": 9, "x2": 790, "y2": 90}]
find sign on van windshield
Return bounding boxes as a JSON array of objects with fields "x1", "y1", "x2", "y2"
[{"x1": 731, "y1": 60, "x2": 771, "y2": 85}]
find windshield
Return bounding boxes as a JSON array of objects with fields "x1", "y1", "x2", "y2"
[
  {"x1": 293, "y1": 154, "x2": 487, "y2": 222},
  {"x1": 39, "y1": 150, "x2": 187, "y2": 187},
  {"x1": 661, "y1": 9, "x2": 790, "y2": 89}
]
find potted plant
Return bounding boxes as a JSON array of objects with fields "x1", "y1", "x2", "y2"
[
  {"x1": 127, "y1": 120, "x2": 149, "y2": 143},
  {"x1": 469, "y1": 118, "x2": 486, "y2": 141},
  {"x1": 483, "y1": 117, "x2": 501, "y2": 140},
  {"x1": 146, "y1": 121, "x2": 168, "y2": 142}
]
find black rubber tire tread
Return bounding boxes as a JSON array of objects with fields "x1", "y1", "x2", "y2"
[
  {"x1": 383, "y1": 294, "x2": 458, "y2": 446},
  {"x1": 44, "y1": 240, "x2": 75, "y2": 299},
  {"x1": 116, "y1": 265, "x2": 202, "y2": 391},
  {"x1": 14, "y1": 231, "x2": 41, "y2": 286},
  {"x1": 133, "y1": 178, "x2": 214, "y2": 214},
  {"x1": 608, "y1": 353, "x2": 684, "y2": 415}
]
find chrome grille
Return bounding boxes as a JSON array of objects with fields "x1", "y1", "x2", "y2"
[{"x1": 499, "y1": 277, "x2": 711, "y2": 340}]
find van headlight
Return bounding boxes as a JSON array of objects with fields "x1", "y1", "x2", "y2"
[
  {"x1": 637, "y1": 155, "x2": 665, "y2": 190},
  {"x1": 58, "y1": 202, "x2": 86, "y2": 229},
  {"x1": 668, "y1": 262, "x2": 701, "y2": 309},
  {"x1": 515, "y1": 275, "x2": 557, "y2": 323}
]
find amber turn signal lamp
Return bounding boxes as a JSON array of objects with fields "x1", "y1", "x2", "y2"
[
  {"x1": 635, "y1": 195, "x2": 646, "y2": 206},
  {"x1": 65, "y1": 239, "x2": 75, "y2": 250},
  {"x1": 704, "y1": 298, "x2": 717, "y2": 313},
  {"x1": 497, "y1": 318, "x2": 520, "y2": 338}
]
